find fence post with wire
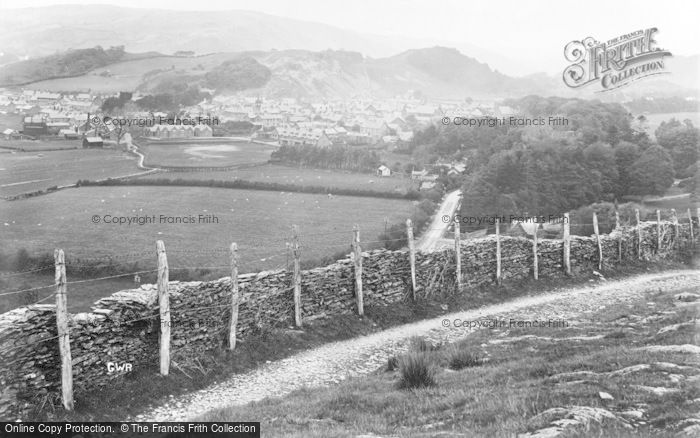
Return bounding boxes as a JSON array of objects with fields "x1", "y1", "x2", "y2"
[
  {"x1": 352, "y1": 225, "x2": 364, "y2": 316},
  {"x1": 563, "y1": 213, "x2": 571, "y2": 275},
  {"x1": 54, "y1": 249, "x2": 73, "y2": 411},
  {"x1": 229, "y1": 242, "x2": 239, "y2": 350},
  {"x1": 156, "y1": 240, "x2": 170, "y2": 376},
  {"x1": 291, "y1": 225, "x2": 302, "y2": 327},
  {"x1": 406, "y1": 218, "x2": 417, "y2": 300}
]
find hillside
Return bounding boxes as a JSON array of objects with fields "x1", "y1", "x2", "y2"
[
  {"x1": 2, "y1": 42, "x2": 696, "y2": 100},
  {"x1": 0, "y1": 5, "x2": 400, "y2": 61},
  {"x1": 3, "y1": 46, "x2": 563, "y2": 99}
]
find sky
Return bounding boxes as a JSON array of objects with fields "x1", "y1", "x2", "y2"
[{"x1": 1, "y1": 0, "x2": 698, "y2": 74}]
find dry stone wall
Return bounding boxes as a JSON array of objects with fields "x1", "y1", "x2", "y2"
[{"x1": 0, "y1": 221, "x2": 694, "y2": 419}]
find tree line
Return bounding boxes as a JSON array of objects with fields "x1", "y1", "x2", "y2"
[
  {"x1": 271, "y1": 145, "x2": 382, "y2": 173},
  {"x1": 408, "y1": 96, "x2": 698, "y2": 230}
]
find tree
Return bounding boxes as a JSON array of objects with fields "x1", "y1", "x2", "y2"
[
  {"x1": 655, "y1": 118, "x2": 700, "y2": 178},
  {"x1": 613, "y1": 141, "x2": 640, "y2": 198},
  {"x1": 583, "y1": 142, "x2": 618, "y2": 198},
  {"x1": 628, "y1": 145, "x2": 674, "y2": 196}
]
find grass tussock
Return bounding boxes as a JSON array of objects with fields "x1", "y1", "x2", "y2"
[
  {"x1": 397, "y1": 352, "x2": 437, "y2": 389},
  {"x1": 447, "y1": 348, "x2": 483, "y2": 370}
]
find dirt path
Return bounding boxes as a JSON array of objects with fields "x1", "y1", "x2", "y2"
[{"x1": 131, "y1": 269, "x2": 700, "y2": 422}]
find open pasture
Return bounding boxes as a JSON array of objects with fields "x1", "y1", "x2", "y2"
[
  {"x1": 0, "y1": 148, "x2": 139, "y2": 197},
  {"x1": 24, "y1": 53, "x2": 242, "y2": 92},
  {"x1": 140, "y1": 140, "x2": 277, "y2": 168},
  {"x1": 0, "y1": 185, "x2": 416, "y2": 273},
  {"x1": 136, "y1": 163, "x2": 417, "y2": 194},
  {"x1": 0, "y1": 138, "x2": 81, "y2": 151}
]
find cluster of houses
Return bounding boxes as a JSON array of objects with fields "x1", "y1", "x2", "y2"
[
  {"x1": 183, "y1": 92, "x2": 511, "y2": 148},
  {"x1": 0, "y1": 90, "x2": 94, "y2": 140},
  {"x1": 0, "y1": 87, "x2": 512, "y2": 157}
]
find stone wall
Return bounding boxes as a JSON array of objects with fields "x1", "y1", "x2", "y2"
[{"x1": 0, "y1": 221, "x2": 694, "y2": 419}]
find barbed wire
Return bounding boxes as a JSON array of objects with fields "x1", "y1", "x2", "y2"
[
  {"x1": 0, "y1": 284, "x2": 55, "y2": 297},
  {"x1": 0, "y1": 265, "x2": 54, "y2": 277},
  {"x1": 64, "y1": 270, "x2": 158, "y2": 286}
]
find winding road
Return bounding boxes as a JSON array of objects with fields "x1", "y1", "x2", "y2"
[{"x1": 416, "y1": 189, "x2": 462, "y2": 253}]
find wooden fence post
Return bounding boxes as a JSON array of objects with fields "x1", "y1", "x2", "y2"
[
  {"x1": 292, "y1": 225, "x2": 302, "y2": 327},
  {"x1": 532, "y1": 223, "x2": 538, "y2": 280},
  {"x1": 495, "y1": 217, "x2": 502, "y2": 285},
  {"x1": 406, "y1": 219, "x2": 417, "y2": 300},
  {"x1": 563, "y1": 213, "x2": 571, "y2": 275},
  {"x1": 54, "y1": 249, "x2": 73, "y2": 411},
  {"x1": 156, "y1": 240, "x2": 170, "y2": 376},
  {"x1": 593, "y1": 212, "x2": 602, "y2": 270},
  {"x1": 229, "y1": 243, "x2": 239, "y2": 350},
  {"x1": 688, "y1": 208, "x2": 694, "y2": 247},
  {"x1": 615, "y1": 210, "x2": 622, "y2": 263},
  {"x1": 352, "y1": 225, "x2": 364, "y2": 316},
  {"x1": 635, "y1": 209, "x2": 641, "y2": 260},
  {"x1": 671, "y1": 209, "x2": 679, "y2": 251},
  {"x1": 656, "y1": 210, "x2": 661, "y2": 254},
  {"x1": 454, "y1": 213, "x2": 462, "y2": 290}
]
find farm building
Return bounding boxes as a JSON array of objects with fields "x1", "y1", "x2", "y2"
[
  {"x1": 377, "y1": 165, "x2": 391, "y2": 177},
  {"x1": 144, "y1": 124, "x2": 213, "y2": 139},
  {"x1": 22, "y1": 115, "x2": 48, "y2": 136},
  {"x1": 276, "y1": 127, "x2": 336, "y2": 147},
  {"x1": 82, "y1": 137, "x2": 104, "y2": 148},
  {"x1": 59, "y1": 129, "x2": 79, "y2": 140}
]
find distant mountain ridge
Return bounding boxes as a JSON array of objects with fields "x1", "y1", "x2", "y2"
[
  {"x1": 0, "y1": 5, "x2": 696, "y2": 100},
  {"x1": 0, "y1": 46, "x2": 567, "y2": 99}
]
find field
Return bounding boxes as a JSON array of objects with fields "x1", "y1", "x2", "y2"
[
  {"x1": 0, "y1": 112, "x2": 23, "y2": 131},
  {"x1": 0, "y1": 186, "x2": 416, "y2": 311},
  {"x1": 642, "y1": 194, "x2": 698, "y2": 212},
  {"x1": 24, "y1": 53, "x2": 241, "y2": 93},
  {"x1": 136, "y1": 163, "x2": 418, "y2": 194},
  {"x1": 0, "y1": 148, "x2": 140, "y2": 197},
  {"x1": 0, "y1": 138, "x2": 81, "y2": 151},
  {"x1": 139, "y1": 140, "x2": 277, "y2": 168}
]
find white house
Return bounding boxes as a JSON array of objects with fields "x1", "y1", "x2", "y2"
[{"x1": 377, "y1": 165, "x2": 391, "y2": 177}]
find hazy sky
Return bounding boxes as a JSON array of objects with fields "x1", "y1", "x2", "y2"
[{"x1": 1, "y1": 0, "x2": 698, "y2": 74}]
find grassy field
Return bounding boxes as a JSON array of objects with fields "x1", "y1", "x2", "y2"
[
  {"x1": 25, "y1": 53, "x2": 242, "y2": 92},
  {"x1": 139, "y1": 140, "x2": 276, "y2": 168},
  {"x1": 136, "y1": 163, "x2": 418, "y2": 195},
  {"x1": 0, "y1": 138, "x2": 81, "y2": 151},
  {"x1": 0, "y1": 148, "x2": 140, "y2": 197},
  {"x1": 197, "y1": 282, "x2": 700, "y2": 437},
  {"x1": 0, "y1": 112, "x2": 23, "y2": 131},
  {"x1": 642, "y1": 195, "x2": 698, "y2": 213},
  {"x1": 0, "y1": 186, "x2": 416, "y2": 311}
]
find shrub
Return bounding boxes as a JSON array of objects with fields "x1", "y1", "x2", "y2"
[
  {"x1": 447, "y1": 348, "x2": 483, "y2": 370},
  {"x1": 398, "y1": 352, "x2": 437, "y2": 389}
]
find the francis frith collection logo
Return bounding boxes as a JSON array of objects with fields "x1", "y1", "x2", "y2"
[{"x1": 563, "y1": 27, "x2": 672, "y2": 92}]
